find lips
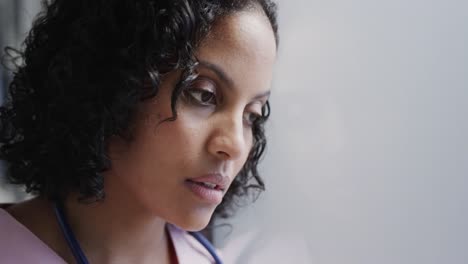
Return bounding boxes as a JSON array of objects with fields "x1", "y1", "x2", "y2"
[
  {"x1": 186, "y1": 173, "x2": 230, "y2": 191},
  {"x1": 185, "y1": 173, "x2": 230, "y2": 204}
]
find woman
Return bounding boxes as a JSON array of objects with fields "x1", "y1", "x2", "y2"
[{"x1": 0, "y1": 0, "x2": 278, "y2": 263}]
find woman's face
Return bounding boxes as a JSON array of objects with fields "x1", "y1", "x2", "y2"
[{"x1": 106, "y1": 9, "x2": 277, "y2": 231}]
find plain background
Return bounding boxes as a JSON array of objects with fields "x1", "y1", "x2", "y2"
[{"x1": 1, "y1": 0, "x2": 468, "y2": 263}]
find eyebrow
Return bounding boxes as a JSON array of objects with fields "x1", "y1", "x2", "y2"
[
  {"x1": 197, "y1": 60, "x2": 271, "y2": 102},
  {"x1": 252, "y1": 90, "x2": 271, "y2": 101},
  {"x1": 198, "y1": 60, "x2": 235, "y2": 88}
]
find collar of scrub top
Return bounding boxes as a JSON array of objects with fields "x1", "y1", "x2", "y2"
[{"x1": 53, "y1": 202, "x2": 223, "y2": 264}]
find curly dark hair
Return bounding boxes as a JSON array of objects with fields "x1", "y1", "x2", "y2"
[{"x1": 0, "y1": 0, "x2": 278, "y2": 220}]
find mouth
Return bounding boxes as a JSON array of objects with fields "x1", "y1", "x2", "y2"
[
  {"x1": 186, "y1": 173, "x2": 229, "y2": 191},
  {"x1": 186, "y1": 180, "x2": 224, "y2": 191},
  {"x1": 185, "y1": 173, "x2": 230, "y2": 204}
]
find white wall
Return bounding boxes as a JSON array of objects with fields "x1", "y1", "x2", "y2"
[
  {"x1": 217, "y1": 0, "x2": 468, "y2": 263},
  {"x1": 0, "y1": 0, "x2": 42, "y2": 203}
]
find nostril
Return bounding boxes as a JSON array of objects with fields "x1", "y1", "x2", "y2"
[{"x1": 216, "y1": 150, "x2": 230, "y2": 159}]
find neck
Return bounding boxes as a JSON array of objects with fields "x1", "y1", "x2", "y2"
[{"x1": 63, "y1": 193, "x2": 172, "y2": 264}]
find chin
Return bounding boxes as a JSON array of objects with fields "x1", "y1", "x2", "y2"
[{"x1": 170, "y1": 207, "x2": 215, "y2": 232}]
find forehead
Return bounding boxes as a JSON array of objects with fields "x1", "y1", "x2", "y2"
[
  {"x1": 194, "y1": 10, "x2": 277, "y2": 93},
  {"x1": 201, "y1": 10, "x2": 276, "y2": 61}
]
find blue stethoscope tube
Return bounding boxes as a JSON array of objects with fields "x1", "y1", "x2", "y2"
[{"x1": 53, "y1": 202, "x2": 223, "y2": 264}]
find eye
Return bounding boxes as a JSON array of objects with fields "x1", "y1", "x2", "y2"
[
  {"x1": 184, "y1": 79, "x2": 217, "y2": 106},
  {"x1": 243, "y1": 112, "x2": 263, "y2": 127},
  {"x1": 186, "y1": 88, "x2": 217, "y2": 105}
]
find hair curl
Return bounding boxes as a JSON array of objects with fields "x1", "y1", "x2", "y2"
[{"x1": 0, "y1": 0, "x2": 278, "y2": 220}]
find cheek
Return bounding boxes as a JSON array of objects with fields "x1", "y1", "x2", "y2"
[
  {"x1": 110, "y1": 116, "x2": 197, "y2": 174},
  {"x1": 147, "y1": 114, "x2": 205, "y2": 168},
  {"x1": 245, "y1": 129, "x2": 254, "y2": 149}
]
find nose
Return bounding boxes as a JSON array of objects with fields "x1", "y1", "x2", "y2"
[{"x1": 207, "y1": 113, "x2": 246, "y2": 161}]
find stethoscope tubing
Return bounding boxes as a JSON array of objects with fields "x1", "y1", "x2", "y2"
[{"x1": 53, "y1": 202, "x2": 223, "y2": 264}]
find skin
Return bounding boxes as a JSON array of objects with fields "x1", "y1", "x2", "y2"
[{"x1": 6, "y1": 7, "x2": 276, "y2": 264}]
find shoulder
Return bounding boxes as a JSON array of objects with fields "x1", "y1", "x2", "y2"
[
  {"x1": 3, "y1": 198, "x2": 64, "y2": 252},
  {"x1": 0, "y1": 207, "x2": 66, "y2": 263},
  {"x1": 167, "y1": 224, "x2": 223, "y2": 264}
]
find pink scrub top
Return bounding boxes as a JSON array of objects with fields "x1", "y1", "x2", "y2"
[{"x1": 0, "y1": 208, "x2": 221, "y2": 263}]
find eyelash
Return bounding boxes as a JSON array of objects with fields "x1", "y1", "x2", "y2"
[
  {"x1": 244, "y1": 111, "x2": 263, "y2": 127},
  {"x1": 184, "y1": 88, "x2": 217, "y2": 106},
  {"x1": 183, "y1": 85, "x2": 264, "y2": 127}
]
